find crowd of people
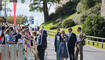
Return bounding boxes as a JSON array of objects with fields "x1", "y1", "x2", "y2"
[
  {"x1": 54, "y1": 27, "x2": 86, "y2": 60},
  {"x1": 0, "y1": 23, "x2": 48, "y2": 60},
  {"x1": 0, "y1": 23, "x2": 86, "y2": 60}
]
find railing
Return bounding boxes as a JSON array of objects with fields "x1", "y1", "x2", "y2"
[
  {"x1": 47, "y1": 30, "x2": 105, "y2": 49},
  {"x1": 86, "y1": 36, "x2": 105, "y2": 48}
]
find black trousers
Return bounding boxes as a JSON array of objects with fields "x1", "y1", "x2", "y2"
[
  {"x1": 38, "y1": 48, "x2": 45, "y2": 60},
  {"x1": 68, "y1": 46, "x2": 75, "y2": 60}
]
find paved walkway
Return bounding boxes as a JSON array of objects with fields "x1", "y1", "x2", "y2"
[{"x1": 46, "y1": 37, "x2": 105, "y2": 60}]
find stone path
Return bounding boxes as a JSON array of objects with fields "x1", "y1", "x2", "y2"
[
  {"x1": 31, "y1": 37, "x2": 105, "y2": 60},
  {"x1": 46, "y1": 37, "x2": 105, "y2": 60}
]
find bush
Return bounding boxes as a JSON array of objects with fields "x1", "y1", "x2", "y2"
[
  {"x1": 50, "y1": 26, "x2": 58, "y2": 30},
  {"x1": 0, "y1": 16, "x2": 6, "y2": 22},
  {"x1": 56, "y1": 1, "x2": 77, "y2": 17},
  {"x1": 7, "y1": 16, "x2": 27, "y2": 24},
  {"x1": 48, "y1": 13, "x2": 58, "y2": 21},
  {"x1": 62, "y1": 19, "x2": 75, "y2": 28},
  {"x1": 85, "y1": 3, "x2": 101, "y2": 16},
  {"x1": 80, "y1": 0, "x2": 101, "y2": 10},
  {"x1": 78, "y1": 3, "x2": 101, "y2": 24},
  {"x1": 83, "y1": 15, "x2": 105, "y2": 38}
]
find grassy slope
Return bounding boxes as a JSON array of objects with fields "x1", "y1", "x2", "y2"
[{"x1": 41, "y1": 13, "x2": 82, "y2": 33}]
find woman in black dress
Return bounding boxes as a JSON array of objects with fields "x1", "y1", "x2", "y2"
[{"x1": 59, "y1": 30, "x2": 68, "y2": 60}]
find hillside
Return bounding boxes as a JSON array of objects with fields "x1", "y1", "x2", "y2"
[
  {"x1": 41, "y1": 13, "x2": 82, "y2": 34},
  {"x1": 40, "y1": 0, "x2": 104, "y2": 38}
]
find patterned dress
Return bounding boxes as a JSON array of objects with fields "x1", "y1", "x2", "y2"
[{"x1": 59, "y1": 35, "x2": 68, "y2": 58}]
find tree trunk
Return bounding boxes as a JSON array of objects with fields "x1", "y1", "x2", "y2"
[{"x1": 43, "y1": 1, "x2": 49, "y2": 22}]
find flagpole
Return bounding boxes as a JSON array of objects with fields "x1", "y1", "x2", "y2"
[{"x1": 13, "y1": 2, "x2": 17, "y2": 24}]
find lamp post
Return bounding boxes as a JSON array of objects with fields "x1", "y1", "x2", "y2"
[{"x1": 4, "y1": 0, "x2": 7, "y2": 19}]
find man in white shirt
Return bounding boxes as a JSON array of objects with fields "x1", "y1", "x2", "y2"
[{"x1": 75, "y1": 27, "x2": 86, "y2": 60}]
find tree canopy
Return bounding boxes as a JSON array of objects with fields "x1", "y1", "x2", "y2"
[
  {"x1": 29, "y1": 0, "x2": 60, "y2": 22},
  {"x1": 7, "y1": 16, "x2": 27, "y2": 24}
]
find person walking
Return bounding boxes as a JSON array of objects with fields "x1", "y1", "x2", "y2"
[
  {"x1": 67, "y1": 28, "x2": 77, "y2": 60},
  {"x1": 75, "y1": 27, "x2": 86, "y2": 60},
  {"x1": 59, "y1": 30, "x2": 68, "y2": 60},
  {"x1": 37, "y1": 27, "x2": 47, "y2": 60},
  {"x1": 54, "y1": 28, "x2": 62, "y2": 60}
]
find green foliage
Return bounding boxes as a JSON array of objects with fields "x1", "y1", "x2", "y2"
[
  {"x1": 7, "y1": 16, "x2": 14, "y2": 23},
  {"x1": 85, "y1": 3, "x2": 101, "y2": 16},
  {"x1": 81, "y1": 0, "x2": 101, "y2": 10},
  {"x1": 50, "y1": 26, "x2": 58, "y2": 30},
  {"x1": 7, "y1": 16, "x2": 27, "y2": 24},
  {"x1": 83, "y1": 15, "x2": 105, "y2": 38},
  {"x1": 21, "y1": 0, "x2": 25, "y2": 3},
  {"x1": 48, "y1": 1, "x2": 79, "y2": 21},
  {"x1": 62, "y1": 19, "x2": 75, "y2": 28},
  {"x1": 29, "y1": 0, "x2": 60, "y2": 22},
  {"x1": 0, "y1": 16, "x2": 6, "y2": 22},
  {"x1": 76, "y1": 3, "x2": 101, "y2": 24},
  {"x1": 56, "y1": 1, "x2": 77, "y2": 17}
]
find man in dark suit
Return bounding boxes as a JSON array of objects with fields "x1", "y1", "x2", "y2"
[
  {"x1": 37, "y1": 26, "x2": 47, "y2": 60},
  {"x1": 67, "y1": 28, "x2": 77, "y2": 60}
]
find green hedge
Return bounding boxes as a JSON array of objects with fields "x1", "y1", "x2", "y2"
[
  {"x1": 83, "y1": 15, "x2": 105, "y2": 38},
  {"x1": 62, "y1": 19, "x2": 75, "y2": 28}
]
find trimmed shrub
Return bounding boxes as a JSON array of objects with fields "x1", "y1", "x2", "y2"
[
  {"x1": 83, "y1": 15, "x2": 105, "y2": 38},
  {"x1": 62, "y1": 19, "x2": 75, "y2": 28},
  {"x1": 50, "y1": 26, "x2": 58, "y2": 30}
]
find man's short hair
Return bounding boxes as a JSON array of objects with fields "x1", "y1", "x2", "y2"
[
  {"x1": 78, "y1": 27, "x2": 82, "y2": 30},
  {"x1": 18, "y1": 34, "x2": 21, "y2": 39},
  {"x1": 42, "y1": 26, "x2": 44, "y2": 29},
  {"x1": 2, "y1": 26, "x2": 5, "y2": 30},
  {"x1": 57, "y1": 28, "x2": 60, "y2": 31},
  {"x1": 68, "y1": 28, "x2": 72, "y2": 31}
]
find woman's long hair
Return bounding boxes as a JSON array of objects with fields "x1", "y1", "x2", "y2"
[{"x1": 61, "y1": 30, "x2": 66, "y2": 40}]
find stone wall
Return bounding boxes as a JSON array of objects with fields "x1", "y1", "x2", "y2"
[{"x1": 101, "y1": 0, "x2": 105, "y2": 17}]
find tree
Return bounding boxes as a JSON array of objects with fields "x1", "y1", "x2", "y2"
[
  {"x1": 29, "y1": 0, "x2": 60, "y2": 22},
  {"x1": 7, "y1": 16, "x2": 27, "y2": 24},
  {"x1": 0, "y1": 16, "x2": 6, "y2": 22},
  {"x1": 21, "y1": 0, "x2": 25, "y2": 3}
]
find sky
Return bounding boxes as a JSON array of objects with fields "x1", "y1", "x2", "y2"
[{"x1": 1, "y1": 0, "x2": 56, "y2": 27}]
